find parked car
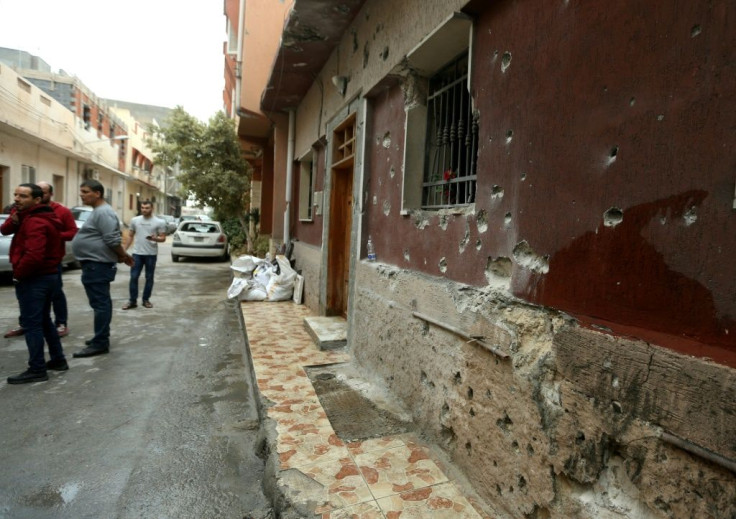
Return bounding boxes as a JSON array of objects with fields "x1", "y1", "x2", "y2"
[
  {"x1": 71, "y1": 206, "x2": 124, "y2": 230},
  {"x1": 171, "y1": 220, "x2": 229, "y2": 262},
  {"x1": 0, "y1": 213, "x2": 77, "y2": 271},
  {"x1": 157, "y1": 214, "x2": 177, "y2": 234},
  {"x1": 179, "y1": 214, "x2": 211, "y2": 223}
]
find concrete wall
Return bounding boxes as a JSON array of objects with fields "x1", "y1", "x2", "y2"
[
  {"x1": 351, "y1": 262, "x2": 736, "y2": 518},
  {"x1": 292, "y1": 240, "x2": 321, "y2": 310}
]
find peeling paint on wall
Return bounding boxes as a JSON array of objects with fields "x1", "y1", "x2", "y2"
[
  {"x1": 513, "y1": 240, "x2": 550, "y2": 274},
  {"x1": 476, "y1": 209, "x2": 488, "y2": 233}
]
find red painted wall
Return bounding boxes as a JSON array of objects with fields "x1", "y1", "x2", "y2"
[{"x1": 364, "y1": 0, "x2": 736, "y2": 366}]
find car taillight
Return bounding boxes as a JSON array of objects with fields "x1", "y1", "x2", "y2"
[{"x1": 217, "y1": 234, "x2": 226, "y2": 243}]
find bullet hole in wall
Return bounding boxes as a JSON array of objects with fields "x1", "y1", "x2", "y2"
[
  {"x1": 608, "y1": 145, "x2": 619, "y2": 165},
  {"x1": 382, "y1": 132, "x2": 391, "y2": 148},
  {"x1": 630, "y1": 97, "x2": 636, "y2": 107},
  {"x1": 486, "y1": 256, "x2": 512, "y2": 279},
  {"x1": 501, "y1": 51, "x2": 512, "y2": 73},
  {"x1": 467, "y1": 387, "x2": 474, "y2": 399},
  {"x1": 454, "y1": 372, "x2": 462, "y2": 384},
  {"x1": 691, "y1": 25, "x2": 702, "y2": 37},
  {"x1": 491, "y1": 185, "x2": 504, "y2": 199},
  {"x1": 603, "y1": 207, "x2": 623, "y2": 228},
  {"x1": 512, "y1": 240, "x2": 549, "y2": 274},
  {"x1": 504, "y1": 212, "x2": 512, "y2": 228},
  {"x1": 363, "y1": 41, "x2": 370, "y2": 68},
  {"x1": 476, "y1": 209, "x2": 488, "y2": 233},
  {"x1": 439, "y1": 257, "x2": 448, "y2": 273},
  {"x1": 506, "y1": 129, "x2": 514, "y2": 144},
  {"x1": 380, "y1": 46, "x2": 389, "y2": 61},
  {"x1": 684, "y1": 206, "x2": 698, "y2": 226}
]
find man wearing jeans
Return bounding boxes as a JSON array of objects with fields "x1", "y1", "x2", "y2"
[
  {"x1": 70, "y1": 180, "x2": 133, "y2": 358},
  {"x1": 122, "y1": 200, "x2": 166, "y2": 310},
  {"x1": 1, "y1": 183, "x2": 66, "y2": 384}
]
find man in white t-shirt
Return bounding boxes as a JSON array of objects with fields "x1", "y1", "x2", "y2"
[{"x1": 122, "y1": 200, "x2": 166, "y2": 310}]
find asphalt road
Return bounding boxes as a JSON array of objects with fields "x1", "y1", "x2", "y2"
[{"x1": 0, "y1": 239, "x2": 271, "y2": 519}]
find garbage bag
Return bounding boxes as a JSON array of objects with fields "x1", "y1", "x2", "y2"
[
  {"x1": 227, "y1": 277, "x2": 249, "y2": 299},
  {"x1": 253, "y1": 262, "x2": 274, "y2": 288},
  {"x1": 266, "y1": 255, "x2": 297, "y2": 301},
  {"x1": 239, "y1": 279, "x2": 268, "y2": 301},
  {"x1": 230, "y1": 255, "x2": 262, "y2": 276}
]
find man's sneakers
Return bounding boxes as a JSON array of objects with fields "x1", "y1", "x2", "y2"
[
  {"x1": 4, "y1": 327, "x2": 25, "y2": 338},
  {"x1": 56, "y1": 324, "x2": 69, "y2": 337},
  {"x1": 7, "y1": 369, "x2": 48, "y2": 384}
]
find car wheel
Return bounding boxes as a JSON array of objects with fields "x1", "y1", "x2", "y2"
[{"x1": 171, "y1": 254, "x2": 179, "y2": 262}]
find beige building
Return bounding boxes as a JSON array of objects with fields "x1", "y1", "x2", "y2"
[{"x1": 0, "y1": 50, "x2": 176, "y2": 224}]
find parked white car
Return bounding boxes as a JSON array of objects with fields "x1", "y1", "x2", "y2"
[{"x1": 171, "y1": 220, "x2": 229, "y2": 262}]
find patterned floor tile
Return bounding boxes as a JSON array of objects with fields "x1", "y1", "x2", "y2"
[
  {"x1": 375, "y1": 482, "x2": 482, "y2": 518},
  {"x1": 297, "y1": 456, "x2": 376, "y2": 513},
  {"x1": 277, "y1": 426, "x2": 351, "y2": 469},
  {"x1": 354, "y1": 443, "x2": 448, "y2": 499},
  {"x1": 319, "y1": 500, "x2": 385, "y2": 518}
]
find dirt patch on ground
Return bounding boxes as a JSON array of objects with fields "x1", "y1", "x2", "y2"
[{"x1": 306, "y1": 365, "x2": 414, "y2": 442}]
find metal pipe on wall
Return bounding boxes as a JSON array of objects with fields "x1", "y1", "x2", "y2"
[{"x1": 284, "y1": 109, "x2": 295, "y2": 246}]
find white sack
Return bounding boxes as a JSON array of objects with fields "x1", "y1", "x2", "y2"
[{"x1": 266, "y1": 255, "x2": 297, "y2": 301}]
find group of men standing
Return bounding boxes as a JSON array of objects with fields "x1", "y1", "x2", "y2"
[{"x1": 1, "y1": 180, "x2": 167, "y2": 384}]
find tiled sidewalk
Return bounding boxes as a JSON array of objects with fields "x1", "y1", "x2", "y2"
[{"x1": 241, "y1": 301, "x2": 487, "y2": 518}]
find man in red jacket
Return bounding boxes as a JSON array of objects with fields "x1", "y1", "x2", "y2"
[
  {"x1": 1, "y1": 183, "x2": 67, "y2": 384},
  {"x1": 3, "y1": 181, "x2": 78, "y2": 338}
]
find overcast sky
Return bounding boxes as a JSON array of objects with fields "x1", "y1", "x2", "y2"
[{"x1": 0, "y1": 0, "x2": 226, "y2": 122}]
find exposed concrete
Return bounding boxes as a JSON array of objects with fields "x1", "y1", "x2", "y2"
[
  {"x1": 349, "y1": 261, "x2": 736, "y2": 519},
  {"x1": 304, "y1": 316, "x2": 347, "y2": 350}
]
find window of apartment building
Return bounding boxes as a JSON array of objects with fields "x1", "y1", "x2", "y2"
[
  {"x1": 227, "y1": 19, "x2": 238, "y2": 55},
  {"x1": 298, "y1": 150, "x2": 315, "y2": 221},
  {"x1": 400, "y1": 12, "x2": 475, "y2": 212},
  {"x1": 97, "y1": 111, "x2": 104, "y2": 132},
  {"x1": 21, "y1": 165, "x2": 36, "y2": 184},
  {"x1": 422, "y1": 53, "x2": 477, "y2": 208},
  {"x1": 83, "y1": 104, "x2": 91, "y2": 130}
]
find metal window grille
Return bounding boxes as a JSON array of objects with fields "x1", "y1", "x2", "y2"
[{"x1": 422, "y1": 53, "x2": 478, "y2": 209}]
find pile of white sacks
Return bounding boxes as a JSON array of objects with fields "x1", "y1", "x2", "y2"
[{"x1": 227, "y1": 254, "x2": 301, "y2": 302}]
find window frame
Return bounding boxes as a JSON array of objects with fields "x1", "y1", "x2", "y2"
[{"x1": 399, "y1": 12, "x2": 475, "y2": 214}]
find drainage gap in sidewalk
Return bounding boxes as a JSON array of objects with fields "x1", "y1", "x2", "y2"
[{"x1": 306, "y1": 365, "x2": 414, "y2": 442}]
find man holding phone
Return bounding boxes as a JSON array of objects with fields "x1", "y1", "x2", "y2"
[{"x1": 122, "y1": 200, "x2": 166, "y2": 310}]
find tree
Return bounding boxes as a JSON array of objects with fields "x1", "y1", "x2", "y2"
[{"x1": 148, "y1": 107, "x2": 256, "y2": 253}]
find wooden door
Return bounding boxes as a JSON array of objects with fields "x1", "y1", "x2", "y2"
[{"x1": 327, "y1": 165, "x2": 353, "y2": 317}]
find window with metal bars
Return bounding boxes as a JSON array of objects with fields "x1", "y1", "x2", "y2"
[{"x1": 422, "y1": 53, "x2": 478, "y2": 209}]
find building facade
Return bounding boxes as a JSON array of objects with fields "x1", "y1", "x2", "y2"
[
  {"x1": 230, "y1": 1, "x2": 736, "y2": 517},
  {"x1": 0, "y1": 48, "x2": 178, "y2": 223}
]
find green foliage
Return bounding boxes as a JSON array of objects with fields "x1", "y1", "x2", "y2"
[
  {"x1": 219, "y1": 217, "x2": 246, "y2": 252},
  {"x1": 148, "y1": 107, "x2": 252, "y2": 223}
]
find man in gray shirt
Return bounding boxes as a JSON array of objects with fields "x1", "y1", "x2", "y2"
[
  {"x1": 71, "y1": 180, "x2": 133, "y2": 358},
  {"x1": 122, "y1": 200, "x2": 166, "y2": 309}
]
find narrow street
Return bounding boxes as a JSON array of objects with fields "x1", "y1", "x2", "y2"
[{"x1": 0, "y1": 239, "x2": 272, "y2": 519}]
